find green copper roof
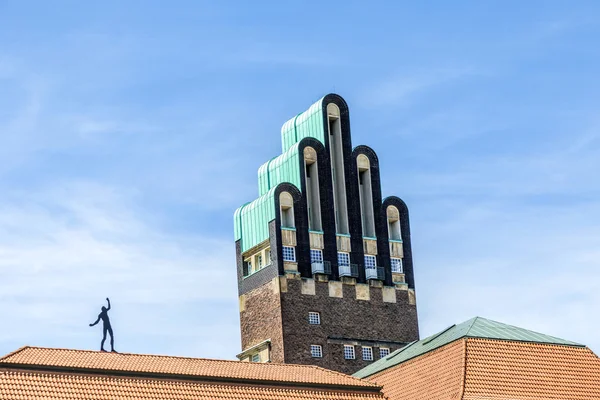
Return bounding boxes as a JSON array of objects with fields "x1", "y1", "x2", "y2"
[
  {"x1": 280, "y1": 97, "x2": 326, "y2": 153},
  {"x1": 257, "y1": 142, "x2": 302, "y2": 196},
  {"x1": 236, "y1": 95, "x2": 332, "y2": 253},
  {"x1": 234, "y1": 187, "x2": 280, "y2": 253},
  {"x1": 354, "y1": 316, "x2": 584, "y2": 379}
]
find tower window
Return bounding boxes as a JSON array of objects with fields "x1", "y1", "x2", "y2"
[
  {"x1": 308, "y1": 312, "x2": 321, "y2": 325},
  {"x1": 364, "y1": 255, "x2": 377, "y2": 268},
  {"x1": 387, "y1": 206, "x2": 402, "y2": 241},
  {"x1": 391, "y1": 258, "x2": 403, "y2": 273},
  {"x1": 311, "y1": 345, "x2": 323, "y2": 358},
  {"x1": 344, "y1": 345, "x2": 355, "y2": 360},
  {"x1": 357, "y1": 154, "x2": 376, "y2": 238},
  {"x1": 362, "y1": 346, "x2": 373, "y2": 361},
  {"x1": 337, "y1": 252, "x2": 350, "y2": 266},
  {"x1": 310, "y1": 249, "x2": 323, "y2": 264},
  {"x1": 251, "y1": 354, "x2": 260, "y2": 362},
  {"x1": 280, "y1": 192, "x2": 295, "y2": 228},
  {"x1": 304, "y1": 147, "x2": 322, "y2": 231},
  {"x1": 282, "y1": 246, "x2": 296, "y2": 262},
  {"x1": 379, "y1": 347, "x2": 390, "y2": 358}
]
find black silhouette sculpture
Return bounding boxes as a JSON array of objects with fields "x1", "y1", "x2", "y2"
[{"x1": 89, "y1": 298, "x2": 116, "y2": 352}]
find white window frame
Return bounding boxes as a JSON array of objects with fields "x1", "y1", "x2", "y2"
[
  {"x1": 337, "y1": 252, "x2": 350, "y2": 266},
  {"x1": 282, "y1": 246, "x2": 296, "y2": 262},
  {"x1": 311, "y1": 345, "x2": 322, "y2": 358},
  {"x1": 310, "y1": 249, "x2": 323, "y2": 264},
  {"x1": 379, "y1": 347, "x2": 390, "y2": 358},
  {"x1": 364, "y1": 255, "x2": 377, "y2": 269},
  {"x1": 308, "y1": 312, "x2": 321, "y2": 325},
  {"x1": 362, "y1": 346, "x2": 373, "y2": 361},
  {"x1": 391, "y1": 258, "x2": 403, "y2": 273},
  {"x1": 344, "y1": 345, "x2": 355, "y2": 360}
]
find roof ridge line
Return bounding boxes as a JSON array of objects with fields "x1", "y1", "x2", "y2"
[
  {"x1": 1, "y1": 346, "x2": 380, "y2": 379},
  {"x1": 463, "y1": 316, "x2": 481, "y2": 337},
  {"x1": 0, "y1": 346, "x2": 30, "y2": 361}
]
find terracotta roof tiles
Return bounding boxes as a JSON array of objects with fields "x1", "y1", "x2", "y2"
[
  {"x1": 0, "y1": 346, "x2": 377, "y2": 389},
  {"x1": 0, "y1": 370, "x2": 385, "y2": 400}
]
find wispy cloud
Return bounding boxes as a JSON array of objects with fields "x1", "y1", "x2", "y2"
[{"x1": 0, "y1": 181, "x2": 239, "y2": 358}]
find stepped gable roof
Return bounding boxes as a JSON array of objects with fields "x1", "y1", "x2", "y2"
[{"x1": 355, "y1": 316, "x2": 583, "y2": 379}]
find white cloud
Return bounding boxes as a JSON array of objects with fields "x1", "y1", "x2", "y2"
[{"x1": 0, "y1": 181, "x2": 240, "y2": 358}]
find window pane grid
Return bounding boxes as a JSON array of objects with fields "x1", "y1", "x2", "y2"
[
  {"x1": 337, "y1": 252, "x2": 350, "y2": 266},
  {"x1": 308, "y1": 312, "x2": 321, "y2": 325},
  {"x1": 310, "y1": 249, "x2": 323, "y2": 263},
  {"x1": 362, "y1": 347, "x2": 373, "y2": 361},
  {"x1": 380, "y1": 348, "x2": 390, "y2": 358},
  {"x1": 364, "y1": 255, "x2": 377, "y2": 268},
  {"x1": 391, "y1": 258, "x2": 403, "y2": 273},
  {"x1": 344, "y1": 345, "x2": 355, "y2": 360},
  {"x1": 283, "y1": 246, "x2": 296, "y2": 261},
  {"x1": 311, "y1": 345, "x2": 322, "y2": 358}
]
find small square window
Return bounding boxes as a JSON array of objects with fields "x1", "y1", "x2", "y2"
[
  {"x1": 362, "y1": 346, "x2": 373, "y2": 361},
  {"x1": 308, "y1": 312, "x2": 321, "y2": 325},
  {"x1": 391, "y1": 258, "x2": 403, "y2": 273},
  {"x1": 344, "y1": 345, "x2": 355, "y2": 360},
  {"x1": 337, "y1": 252, "x2": 350, "y2": 266},
  {"x1": 364, "y1": 255, "x2": 377, "y2": 268},
  {"x1": 311, "y1": 345, "x2": 322, "y2": 358},
  {"x1": 310, "y1": 249, "x2": 323, "y2": 263},
  {"x1": 379, "y1": 348, "x2": 390, "y2": 358},
  {"x1": 282, "y1": 246, "x2": 296, "y2": 262},
  {"x1": 251, "y1": 354, "x2": 260, "y2": 362}
]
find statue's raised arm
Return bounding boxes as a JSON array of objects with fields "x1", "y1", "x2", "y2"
[{"x1": 106, "y1": 297, "x2": 111, "y2": 311}]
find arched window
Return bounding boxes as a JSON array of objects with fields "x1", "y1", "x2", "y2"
[
  {"x1": 304, "y1": 147, "x2": 322, "y2": 231},
  {"x1": 387, "y1": 206, "x2": 402, "y2": 241},
  {"x1": 280, "y1": 192, "x2": 295, "y2": 228},
  {"x1": 327, "y1": 103, "x2": 349, "y2": 234},
  {"x1": 357, "y1": 154, "x2": 376, "y2": 238}
]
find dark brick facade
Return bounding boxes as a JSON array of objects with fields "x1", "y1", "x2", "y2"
[{"x1": 280, "y1": 278, "x2": 418, "y2": 375}]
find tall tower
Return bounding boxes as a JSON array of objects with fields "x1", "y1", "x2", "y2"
[{"x1": 234, "y1": 94, "x2": 418, "y2": 374}]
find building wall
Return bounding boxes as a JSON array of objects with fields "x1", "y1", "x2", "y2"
[
  {"x1": 280, "y1": 276, "x2": 418, "y2": 374},
  {"x1": 239, "y1": 277, "x2": 285, "y2": 363}
]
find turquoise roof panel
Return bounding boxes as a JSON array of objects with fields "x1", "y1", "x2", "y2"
[
  {"x1": 281, "y1": 97, "x2": 326, "y2": 152},
  {"x1": 258, "y1": 143, "x2": 302, "y2": 196},
  {"x1": 354, "y1": 316, "x2": 584, "y2": 379},
  {"x1": 234, "y1": 188, "x2": 277, "y2": 253}
]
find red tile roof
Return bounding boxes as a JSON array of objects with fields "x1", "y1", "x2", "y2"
[
  {"x1": 367, "y1": 337, "x2": 600, "y2": 400},
  {"x1": 0, "y1": 347, "x2": 384, "y2": 400},
  {"x1": 0, "y1": 370, "x2": 385, "y2": 400},
  {"x1": 0, "y1": 346, "x2": 377, "y2": 389}
]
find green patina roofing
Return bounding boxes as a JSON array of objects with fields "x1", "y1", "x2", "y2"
[
  {"x1": 257, "y1": 142, "x2": 302, "y2": 196},
  {"x1": 354, "y1": 316, "x2": 584, "y2": 379},
  {"x1": 236, "y1": 95, "x2": 331, "y2": 253},
  {"x1": 280, "y1": 97, "x2": 326, "y2": 153},
  {"x1": 234, "y1": 187, "x2": 279, "y2": 253}
]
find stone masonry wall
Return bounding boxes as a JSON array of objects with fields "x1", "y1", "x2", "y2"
[
  {"x1": 280, "y1": 276, "x2": 419, "y2": 375},
  {"x1": 239, "y1": 278, "x2": 285, "y2": 363}
]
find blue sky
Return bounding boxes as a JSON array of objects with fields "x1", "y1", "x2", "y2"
[{"x1": 1, "y1": 1, "x2": 599, "y2": 359}]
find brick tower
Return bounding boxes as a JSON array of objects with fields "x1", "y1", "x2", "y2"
[{"x1": 233, "y1": 93, "x2": 419, "y2": 374}]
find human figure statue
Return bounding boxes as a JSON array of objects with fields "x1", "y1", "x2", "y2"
[{"x1": 89, "y1": 298, "x2": 116, "y2": 352}]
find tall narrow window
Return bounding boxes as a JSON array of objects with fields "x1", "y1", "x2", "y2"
[
  {"x1": 357, "y1": 154, "x2": 375, "y2": 238},
  {"x1": 327, "y1": 103, "x2": 349, "y2": 234},
  {"x1": 387, "y1": 206, "x2": 402, "y2": 241},
  {"x1": 304, "y1": 147, "x2": 322, "y2": 231},
  {"x1": 280, "y1": 192, "x2": 295, "y2": 228}
]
